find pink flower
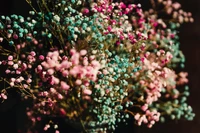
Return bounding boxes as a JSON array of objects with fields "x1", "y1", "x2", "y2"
[
  {"x1": 71, "y1": 53, "x2": 80, "y2": 65},
  {"x1": 89, "y1": 55, "x2": 95, "y2": 60},
  {"x1": 22, "y1": 63, "x2": 27, "y2": 70},
  {"x1": 11, "y1": 78, "x2": 16, "y2": 82},
  {"x1": 62, "y1": 70, "x2": 69, "y2": 77},
  {"x1": 83, "y1": 89, "x2": 92, "y2": 95},
  {"x1": 83, "y1": 59, "x2": 89, "y2": 66},
  {"x1": 43, "y1": 125, "x2": 49, "y2": 131},
  {"x1": 173, "y1": 2, "x2": 181, "y2": 9},
  {"x1": 27, "y1": 78, "x2": 32, "y2": 84},
  {"x1": 55, "y1": 130, "x2": 60, "y2": 133},
  {"x1": 16, "y1": 78, "x2": 21, "y2": 83},
  {"x1": 10, "y1": 82, "x2": 14, "y2": 87},
  {"x1": 54, "y1": 77, "x2": 60, "y2": 84},
  {"x1": 61, "y1": 60, "x2": 71, "y2": 69},
  {"x1": 0, "y1": 37, "x2": 3, "y2": 42},
  {"x1": 75, "y1": 79, "x2": 82, "y2": 85},
  {"x1": 141, "y1": 104, "x2": 148, "y2": 111},
  {"x1": 70, "y1": 49, "x2": 76, "y2": 55},
  {"x1": 59, "y1": 108, "x2": 66, "y2": 116},
  {"x1": 41, "y1": 62, "x2": 50, "y2": 69},
  {"x1": 33, "y1": 39, "x2": 38, "y2": 45},
  {"x1": 13, "y1": 34, "x2": 18, "y2": 39},
  {"x1": 57, "y1": 94, "x2": 63, "y2": 99},
  {"x1": 47, "y1": 60, "x2": 57, "y2": 68},
  {"x1": 80, "y1": 50, "x2": 87, "y2": 56},
  {"x1": 23, "y1": 84, "x2": 28, "y2": 89},
  {"x1": 47, "y1": 69, "x2": 54, "y2": 75},
  {"x1": 5, "y1": 69, "x2": 11, "y2": 74},
  {"x1": 91, "y1": 60, "x2": 100, "y2": 68},
  {"x1": 1, "y1": 93, "x2": 7, "y2": 99},
  {"x1": 30, "y1": 51, "x2": 36, "y2": 56},
  {"x1": 8, "y1": 61, "x2": 14, "y2": 65},
  {"x1": 37, "y1": 117, "x2": 41, "y2": 121},
  {"x1": 134, "y1": 113, "x2": 140, "y2": 120},
  {"x1": 84, "y1": 81, "x2": 90, "y2": 86},
  {"x1": 69, "y1": 66, "x2": 80, "y2": 76},
  {"x1": 37, "y1": 65, "x2": 43, "y2": 71},
  {"x1": 83, "y1": 95, "x2": 91, "y2": 100},
  {"x1": 60, "y1": 81, "x2": 70, "y2": 90},
  {"x1": 82, "y1": 8, "x2": 89, "y2": 14},
  {"x1": 39, "y1": 55, "x2": 45, "y2": 60},
  {"x1": 13, "y1": 64, "x2": 19, "y2": 69},
  {"x1": 119, "y1": 2, "x2": 126, "y2": 9},
  {"x1": 107, "y1": 26, "x2": 112, "y2": 32},
  {"x1": 28, "y1": 64, "x2": 32, "y2": 69},
  {"x1": 103, "y1": 69, "x2": 109, "y2": 75}
]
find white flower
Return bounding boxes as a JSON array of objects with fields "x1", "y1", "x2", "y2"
[{"x1": 53, "y1": 15, "x2": 60, "y2": 22}]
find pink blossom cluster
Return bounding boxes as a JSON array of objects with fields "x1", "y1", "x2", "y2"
[
  {"x1": 0, "y1": 51, "x2": 35, "y2": 92},
  {"x1": 25, "y1": 48, "x2": 102, "y2": 127},
  {"x1": 135, "y1": 110, "x2": 160, "y2": 128},
  {"x1": 35, "y1": 49, "x2": 101, "y2": 92},
  {"x1": 158, "y1": 0, "x2": 193, "y2": 23},
  {"x1": 91, "y1": 1, "x2": 147, "y2": 45}
]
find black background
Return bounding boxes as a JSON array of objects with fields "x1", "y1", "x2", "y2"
[{"x1": 0, "y1": 0, "x2": 200, "y2": 133}]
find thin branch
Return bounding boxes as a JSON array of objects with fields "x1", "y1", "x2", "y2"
[{"x1": 26, "y1": 0, "x2": 38, "y2": 14}]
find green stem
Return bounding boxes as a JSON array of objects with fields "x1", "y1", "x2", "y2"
[{"x1": 26, "y1": 0, "x2": 38, "y2": 14}]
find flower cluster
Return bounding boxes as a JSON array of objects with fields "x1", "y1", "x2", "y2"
[{"x1": 0, "y1": 0, "x2": 195, "y2": 133}]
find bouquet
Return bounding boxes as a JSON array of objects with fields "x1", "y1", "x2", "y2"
[{"x1": 0, "y1": 0, "x2": 195, "y2": 132}]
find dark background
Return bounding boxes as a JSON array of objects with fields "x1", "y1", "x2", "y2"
[{"x1": 0, "y1": 0, "x2": 200, "y2": 133}]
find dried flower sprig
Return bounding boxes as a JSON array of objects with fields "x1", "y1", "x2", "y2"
[{"x1": 0, "y1": 0, "x2": 195, "y2": 133}]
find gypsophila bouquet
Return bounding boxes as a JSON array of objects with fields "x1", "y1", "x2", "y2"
[{"x1": 0, "y1": 0, "x2": 195, "y2": 132}]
